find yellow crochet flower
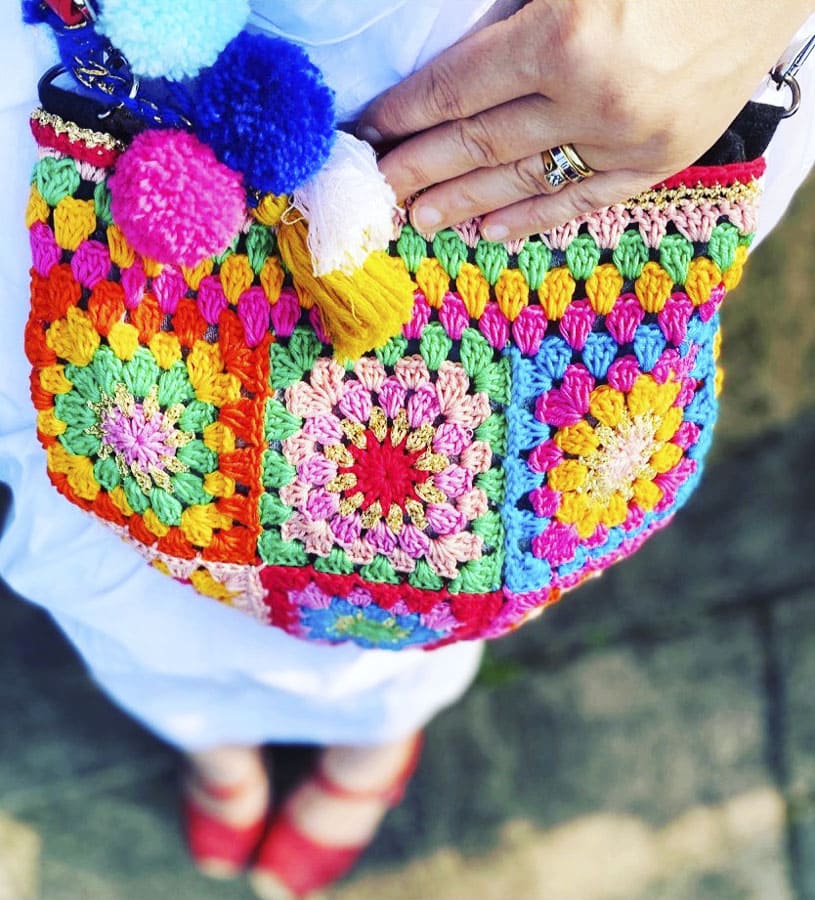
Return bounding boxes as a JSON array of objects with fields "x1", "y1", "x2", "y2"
[{"x1": 548, "y1": 374, "x2": 683, "y2": 538}]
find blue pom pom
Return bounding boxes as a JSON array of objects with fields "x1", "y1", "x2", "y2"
[
  {"x1": 96, "y1": 0, "x2": 249, "y2": 80},
  {"x1": 194, "y1": 32, "x2": 335, "y2": 195}
]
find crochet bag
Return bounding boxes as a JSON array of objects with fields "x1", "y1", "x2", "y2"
[{"x1": 22, "y1": 2, "x2": 774, "y2": 651}]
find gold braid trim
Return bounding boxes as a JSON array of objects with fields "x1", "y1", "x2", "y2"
[
  {"x1": 626, "y1": 179, "x2": 761, "y2": 210},
  {"x1": 30, "y1": 108, "x2": 125, "y2": 152}
]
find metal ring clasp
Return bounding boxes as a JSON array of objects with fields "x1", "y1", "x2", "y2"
[
  {"x1": 770, "y1": 69, "x2": 802, "y2": 118},
  {"x1": 770, "y1": 32, "x2": 815, "y2": 118}
]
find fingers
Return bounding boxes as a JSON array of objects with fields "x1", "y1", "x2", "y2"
[
  {"x1": 378, "y1": 94, "x2": 569, "y2": 203},
  {"x1": 353, "y1": 0, "x2": 681, "y2": 239},
  {"x1": 478, "y1": 169, "x2": 662, "y2": 241},
  {"x1": 358, "y1": 10, "x2": 542, "y2": 141},
  {"x1": 406, "y1": 143, "x2": 605, "y2": 233}
]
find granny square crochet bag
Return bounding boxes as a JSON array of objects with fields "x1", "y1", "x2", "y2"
[{"x1": 22, "y1": 1, "x2": 778, "y2": 650}]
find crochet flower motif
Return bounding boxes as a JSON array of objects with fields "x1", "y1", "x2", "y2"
[
  {"x1": 46, "y1": 341, "x2": 224, "y2": 532},
  {"x1": 293, "y1": 583, "x2": 449, "y2": 649},
  {"x1": 280, "y1": 354, "x2": 493, "y2": 579},
  {"x1": 531, "y1": 357, "x2": 700, "y2": 564},
  {"x1": 88, "y1": 382, "x2": 192, "y2": 493}
]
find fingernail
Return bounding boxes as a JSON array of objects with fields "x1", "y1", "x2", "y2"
[
  {"x1": 482, "y1": 223, "x2": 509, "y2": 241},
  {"x1": 412, "y1": 205, "x2": 443, "y2": 231},
  {"x1": 356, "y1": 123, "x2": 383, "y2": 145}
]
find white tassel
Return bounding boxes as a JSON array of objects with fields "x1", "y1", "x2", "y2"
[{"x1": 291, "y1": 130, "x2": 399, "y2": 277}]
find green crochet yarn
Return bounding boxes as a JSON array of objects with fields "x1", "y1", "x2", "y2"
[
  {"x1": 475, "y1": 240, "x2": 509, "y2": 285},
  {"x1": 407, "y1": 559, "x2": 444, "y2": 591},
  {"x1": 432, "y1": 229, "x2": 468, "y2": 279},
  {"x1": 612, "y1": 229, "x2": 649, "y2": 280},
  {"x1": 709, "y1": 222, "x2": 740, "y2": 271},
  {"x1": 658, "y1": 233, "x2": 694, "y2": 284},
  {"x1": 419, "y1": 321, "x2": 453, "y2": 371},
  {"x1": 246, "y1": 223, "x2": 276, "y2": 275},
  {"x1": 171, "y1": 472, "x2": 212, "y2": 506},
  {"x1": 565, "y1": 232, "x2": 601, "y2": 281},
  {"x1": 259, "y1": 492, "x2": 293, "y2": 527},
  {"x1": 375, "y1": 334, "x2": 409, "y2": 367},
  {"x1": 258, "y1": 529, "x2": 307, "y2": 566},
  {"x1": 34, "y1": 156, "x2": 80, "y2": 207},
  {"x1": 396, "y1": 224, "x2": 427, "y2": 273},
  {"x1": 261, "y1": 449, "x2": 297, "y2": 489},
  {"x1": 313, "y1": 547, "x2": 356, "y2": 575},
  {"x1": 518, "y1": 241, "x2": 552, "y2": 290},
  {"x1": 264, "y1": 398, "x2": 302, "y2": 441},
  {"x1": 360, "y1": 555, "x2": 401, "y2": 584}
]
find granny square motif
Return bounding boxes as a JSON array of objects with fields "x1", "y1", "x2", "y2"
[{"x1": 25, "y1": 107, "x2": 761, "y2": 650}]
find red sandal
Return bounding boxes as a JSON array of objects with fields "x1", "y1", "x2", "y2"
[
  {"x1": 182, "y1": 774, "x2": 270, "y2": 879},
  {"x1": 250, "y1": 734, "x2": 423, "y2": 899}
]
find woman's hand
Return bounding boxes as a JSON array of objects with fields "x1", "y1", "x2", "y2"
[{"x1": 358, "y1": 0, "x2": 812, "y2": 240}]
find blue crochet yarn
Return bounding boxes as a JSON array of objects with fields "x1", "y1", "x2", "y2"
[
  {"x1": 632, "y1": 323, "x2": 667, "y2": 372},
  {"x1": 194, "y1": 32, "x2": 336, "y2": 195},
  {"x1": 21, "y1": 0, "x2": 44, "y2": 23},
  {"x1": 582, "y1": 332, "x2": 618, "y2": 379},
  {"x1": 535, "y1": 336, "x2": 572, "y2": 382}
]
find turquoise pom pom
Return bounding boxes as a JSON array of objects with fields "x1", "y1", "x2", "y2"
[{"x1": 96, "y1": 0, "x2": 250, "y2": 80}]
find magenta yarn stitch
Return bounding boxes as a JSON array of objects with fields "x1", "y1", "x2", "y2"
[
  {"x1": 238, "y1": 287, "x2": 271, "y2": 348},
  {"x1": 108, "y1": 130, "x2": 245, "y2": 268},
  {"x1": 30, "y1": 221, "x2": 61, "y2": 277},
  {"x1": 71, "y1": 239, "x2": 111, "y2": 288}
]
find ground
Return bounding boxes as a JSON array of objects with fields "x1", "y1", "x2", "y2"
[{"x1": 1, "y1": 174, "x2": 814, "y2": 900}]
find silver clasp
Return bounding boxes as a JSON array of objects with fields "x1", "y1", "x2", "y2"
[{"x1": 771, "y1": 32, "x2": 815, "y2": 118}]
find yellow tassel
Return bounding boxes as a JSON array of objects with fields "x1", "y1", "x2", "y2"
[
  {"x1": 276, "y1": 217, "x2": 415, "y2": 361},
  {"x1": 253, "y1": 194, "x2": 289, "y2": 227}
]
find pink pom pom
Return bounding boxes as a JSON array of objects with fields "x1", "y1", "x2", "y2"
[{"x1": 108, "y1": 130, "x2": 245, "y2": 268}]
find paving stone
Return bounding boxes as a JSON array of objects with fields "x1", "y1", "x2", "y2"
[
  {"x1": 2, "y1": 581, "x2": 792, "y2": 900},
  {"x1": 793, "y1": 804, "x2": 815, "y2": 900},
  {"x1": 356, "y1": 615, "x2": 792, "y2": 900},
  {"x1": 340, "y1": 788, "x2": 789, "y2": 900},
  {"x1": 0, "y1": 589, "x2": 168, "y2": 817},
  {"x1": 0, "y1": 813, "x2": 39, "y2": 900},
  {"x1": 29, "y1": 782, "x2": 255, "y2": 900},
  {"x1": 494, "y1": 412, "x2": 815, "y2": 668},
  {"x1": 776, "y1": 589, "x2": 815, "y2": 797},
  {"x1": 775, "y1": 591, "x2": 815, "y2": 900}
]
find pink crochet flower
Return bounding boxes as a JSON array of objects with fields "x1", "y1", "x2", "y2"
[{"x1": 279, "y1": 355, "x2": 493, "y2": 579}]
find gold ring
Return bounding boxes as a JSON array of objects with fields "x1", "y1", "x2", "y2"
[
  {"x1": 542, "y1": 144, "x2": 596, "y2": 189},
  {"x1": 559, "y1": 143, "x2": 595, "y2": 179}
]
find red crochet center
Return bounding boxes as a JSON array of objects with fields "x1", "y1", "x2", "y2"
[{"x1": 347, "y1": 430, "x2": 429, "y2": 512}]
